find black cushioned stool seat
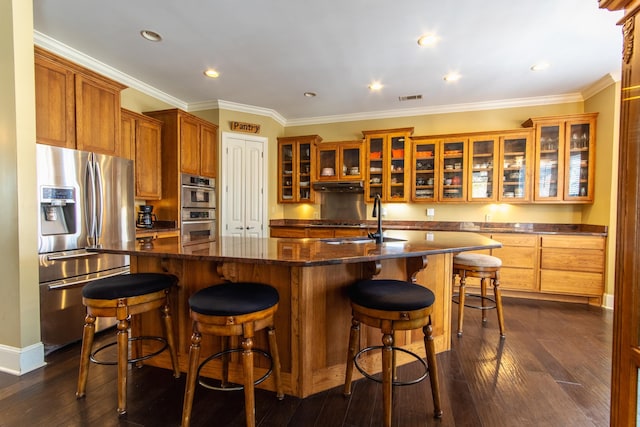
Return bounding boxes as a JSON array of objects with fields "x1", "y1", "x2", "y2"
[
  {"x1": 344, "y1": 279, "x2": 442, "y2": 427},
  {"x1": 76, "y1": 273, "x2": 180, "y2": 416},
  {"x1": 452, "y1": 253, "x2": 505, "y2": 337},
  {"x1": 181, "y1": 282, "x2": 284, "y2": 427}
]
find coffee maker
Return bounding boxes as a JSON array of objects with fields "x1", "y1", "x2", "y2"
[{"x1": 136, "y1": 205, "x2": 157, "y2": 228}]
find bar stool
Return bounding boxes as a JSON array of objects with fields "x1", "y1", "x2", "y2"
[
  {"x1": 453, "y1": 253, "x2": 505, "y2": 337},
  {"x1": 76, "y1": 273, "x2": 180, "y2": 415},
  {"x1": 181, "y1": 282, "x2": 284, "y2": 427},
  {"x1": 343, "y1": 279, "x2": 443, "y2": 427}
]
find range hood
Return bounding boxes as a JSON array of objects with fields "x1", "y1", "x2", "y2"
[{"x1": 312, "y1": 181, "x2": 364, "y2": 193}]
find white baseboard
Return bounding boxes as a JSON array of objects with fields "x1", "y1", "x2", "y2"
[
  {"x1": 603, "y1": 293, "x2": 614, "y2": 310},
  {"x1": 0, "y1": 342, "x2": 46, "y2": 376}
]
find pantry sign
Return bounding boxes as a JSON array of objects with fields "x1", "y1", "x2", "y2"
[{"x1": 231, "y1": 121, "x2": 261, "y2": 134}]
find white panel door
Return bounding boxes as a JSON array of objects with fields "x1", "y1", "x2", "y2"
[{"x1": 221, "y1": 133, "x2": 266, "y2": 238}]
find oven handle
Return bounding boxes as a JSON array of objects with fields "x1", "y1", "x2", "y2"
[
  {"x1": 182, "y1": 184, "x2": 215, "y2": 191},
  {"x1": 182, "y1": 220, "x2": 216, "y2": 225},
  {"x1": 46, "y1": 268, "x2": 129, "y2": 290}
]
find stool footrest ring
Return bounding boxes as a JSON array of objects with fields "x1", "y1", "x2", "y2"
[
  {"x1": 197, "y1": 348, "x2": 273, "y2": 392},
  {"x1": 452, "y1": 293, "x2": 497, "y2": 310},
  {"x1": 354, "y1": 346, "x2": 428, "y2": 387},
  {"x1": 89, "y1": 336, "x2": 168, "y2": 366}
]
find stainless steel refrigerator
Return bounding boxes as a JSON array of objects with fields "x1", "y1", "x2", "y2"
[{"x1": 36, "y1": 144, "x2": 135, "y2": 353}]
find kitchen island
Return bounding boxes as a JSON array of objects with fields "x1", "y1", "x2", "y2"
[{"x1": 91, "y1": 230, "x2": 500, "y2": 398}]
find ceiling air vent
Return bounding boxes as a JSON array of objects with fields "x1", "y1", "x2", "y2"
[{"x1": 398, "y1": 94, "x2": 423, "y2": 102}]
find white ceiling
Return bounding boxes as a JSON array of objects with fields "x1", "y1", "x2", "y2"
[{"x1": 33, "y1": 0, "x2": 624, "y2": 125}]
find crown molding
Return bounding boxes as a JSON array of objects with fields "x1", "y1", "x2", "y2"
[
  {"x1": 581, "y1": 72, "x2": 620, "y2": 100},
  {"x1": 285, "y1": 93, "x2": 586, "y2": 127},
  {"x1": 33, "y1": 32, "x2": 613, "y2": 129},
  {"x1": 188, "y1": 99, "x2": 287, "y2": 126},
  {"x1": 33, "y1": 31, "x2": 188, "y2": 111}
]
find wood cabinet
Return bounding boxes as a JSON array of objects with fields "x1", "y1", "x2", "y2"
[
  {"x1": 145, "y1": 109, "x2": 218, "y2": 179},
  {"x1": 316, "y1": 140, "x2": 364, "y2": 181},
  {"x1": 539, "y1": 234, "x2": 605, "y2": 301},
  {"x1": 468, "y1": 135, "x2": 498, "y2": 202},
  {"x1": 277, "y1": 135, "x2": 321, "y2": 203},
  {"x1": 411, "y1": 138, "x2": 439, "y2": 202},
  {"x1": 363, "y1": 128, "x2": 413, "y2": 202},
  {"x1": 523, "y1": 113, "x2": 597, "y2": 203},
  {"x1": 143, "y1": 108, "x2": 218, "y2": 222},
  {"x1": 121, "y1": 109, "x2": 163, "y2": 200},
  {"x1": 490, "y1": 233, "x2": 538, "y2": 291},
  {"x1": 439, "y1": 138, "x2": 468, "y2": 202},
  {"x1": 35, "y1": 46, "x2": 126, "y2": 156},
  {"x1": 498, "y1": 131, "x2": 534, "y2": 202}
]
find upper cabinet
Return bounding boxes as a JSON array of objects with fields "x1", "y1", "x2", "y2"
[
  {"x1": 144, "y1": 109, "x2": 218, "y2": 179},
  {"x1": 523, "y1": 113, "x2": 597, "y2": 203},
  {"x1": 121, "y1": 109, "x2": 163, "y2": 200},
  {"x1": 468, "y1": 135, "x2": 498, "y2": 202},
  {"x1": 277, "y1": 135, "x2": 321, "y2": 203},
  {"x1": 498, "y1": 131, "x2": 534, "y2": 202},
  {"x1": 35, "y1": 46, "x2": 126, "y2": 157},
  {"x1": 440, "y1": 138, "x2": 468, "y2": 202},
  {"x1": 411, "y1": 138, "x2": 439, "y2": 202},
  {"x1": 363, "y1": 128, "x2": 413, "y2": 202},
  {"x1": 316, "y1": 140, "x2": 364, "y2": 181}
]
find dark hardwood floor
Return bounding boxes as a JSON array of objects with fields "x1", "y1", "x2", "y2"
[{"x1": 0, "y1": 297, "x2": 612, "y2": 426}]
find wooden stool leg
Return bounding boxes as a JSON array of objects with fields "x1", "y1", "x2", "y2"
[
  {"x1": 267, "y1": 323, "x2": 284, "y2": 400},
  {"x1": 457, "y1": 272, "x2": 467, "y2": 337},
  {"x1": 221, "y1": 336, "x2": 230, "y2": 388},
  {"x1": 181, "y1": 328, "x2": 202, "y2": 427},
  {"x1": 343, "y1": 317, "x2": 360, "y2": 396},
  {"x1": 423, "y1": 318, "x2": 443, "y2": 418},
  {"x1": 241, "y1": 331, "x2": 256, "y2": 427},
  {"x1": 116, "y1": 315, "x2": 130, "y2": 415},
  {"x1": 76, "y1": 313, "x2": 96, "y2": 399},
  {"x1": 480, "y1": 277, "x2": 488, "y2": 323},
  {"x1": 161, "y1": 299, "x2": 180, "y2": 378},
  {"x1": 493, "y1": 271, "x2": 506, "y2": 338},
  {"x1": 381, "y1": 330, "x2": 394, "y2": 427}
]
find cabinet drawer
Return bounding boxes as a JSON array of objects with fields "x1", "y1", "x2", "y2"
[
  {"x1": 491, "y1": 233, "x2": 537, "y2": 247},
  {"x1": 500, "y1": 267, "x2": 536, "y2": 291},
  {"x1": 540, "y1": 270, "x2": 603, "y2": 296},
  {"x1": 270, "y1": 227, "x2": 307, "y2": 238},
  {"x1": 308, "y1": 228, "x2": 335, "y2": 238},
  {"x1": 540, "y1": 235, "x2": 604, "y2": 250},
  {"x1": 492, "y1": 246, "x2": 537, "y2": 269},
  {"x1": 541, "y1": 248, "x2": 604, "y2": 273}
]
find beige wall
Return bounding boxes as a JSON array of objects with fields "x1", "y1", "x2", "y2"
[
  {"x1": 0, "y1": 0, "x2": 41, "y2": 362},
  {"x1": 120, "y1": 87, "x2": 174, "y2": 114}
]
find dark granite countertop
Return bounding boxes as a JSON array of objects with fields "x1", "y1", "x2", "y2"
[
  {"x1": 89, "y1": 230, "x2": 501, "y2": 267},
  {"x1": 269, "y1": 219, "x2": 607, "y2": 236}
]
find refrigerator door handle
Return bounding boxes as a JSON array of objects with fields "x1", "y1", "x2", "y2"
[
  {"x1": 46, "y1": 267, "x2": 129, "y2": 290},
  {"x1": 94, "y1": 159, "x2": 104, "y2": 241},
  {"x1": 46, "y1": 251, "x2": 99, "y2": 261},
  {"x1": 85, "y1": 157, "x2": 96, "y2": 245}
]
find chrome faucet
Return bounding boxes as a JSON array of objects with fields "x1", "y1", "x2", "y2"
[{"x1": 368, "y1": 194, "x2": 383, "y2": 244}]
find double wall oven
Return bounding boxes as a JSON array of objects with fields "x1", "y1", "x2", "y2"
[{"x1": 181, "y1": 174, "x2": 216, "y2": 245}]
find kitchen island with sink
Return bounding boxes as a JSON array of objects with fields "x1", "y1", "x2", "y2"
[{"x1": 90, "y1": 230, "x2": 500, "y2": 398}]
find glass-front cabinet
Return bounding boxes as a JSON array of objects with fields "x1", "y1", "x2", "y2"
[
  {"x1": 499, "y1": 131, "x2": 533, "y2": 202},
  {"x1": 316, "y1": 140, "x2": 363, "y2": 181},
  {"x1": 363, "y1": 128, "x2": 413, "y2": 202},
  {"x1": 439, "y1": 138, "x2": 467, "y2": 202},
  {"x1": 411, "y1": 138, "x2": 438, "y2": 202},
  {"x1": 277, "y1": 135, "x2": 321, "y2": 203},
  {"x1": 524, "y1": 113, "x2": 597, "y2": 202},
  {"x1": 468, "y1": 136, "x2": 498, "y2": 202}
]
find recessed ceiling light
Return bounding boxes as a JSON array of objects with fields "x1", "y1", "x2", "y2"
[
  {"x1": 368, "y1": 82, "x2": 383, "y2": 91},
  {"x1": 443, "y1": 72, "x2": 461, "y2": 82},
  {"x1": 203, "y1": 69, "x2": 220, "y2": 79},
  {"x1": 304, "y1": 92, "x2": 317, "y2": 97},
  {"x1": 530, "y1": 62, "x2": 550, "y2": 71},
  {"x1": 417, "y1": 34, "x2": 438, "y2": 47},
  {"x1": 140, "y1": 30, "x2": 162, "y2": 42}
]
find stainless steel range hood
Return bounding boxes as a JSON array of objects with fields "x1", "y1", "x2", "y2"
[{"x1": 312, "y1": 181, "x2": 364, "y2": 193}]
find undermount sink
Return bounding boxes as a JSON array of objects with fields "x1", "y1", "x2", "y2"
[{"x1": 320, "y1": 236, "x2": 407, "y2": 245}]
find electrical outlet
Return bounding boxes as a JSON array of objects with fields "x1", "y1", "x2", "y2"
[
  {"x1": 427, "y1": 208, "x2": 435, "y2": 217},
  {"x1": 485, "y1": 214, "x2": 492, "y2": 222},
  {"x1": 381, "y1": 207, "x2": 387, "y2": 217}
]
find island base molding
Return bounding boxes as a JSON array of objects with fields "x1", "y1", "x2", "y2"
[{"x1": 130, "y1": 254, "x2": 452, "y2": 398}]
